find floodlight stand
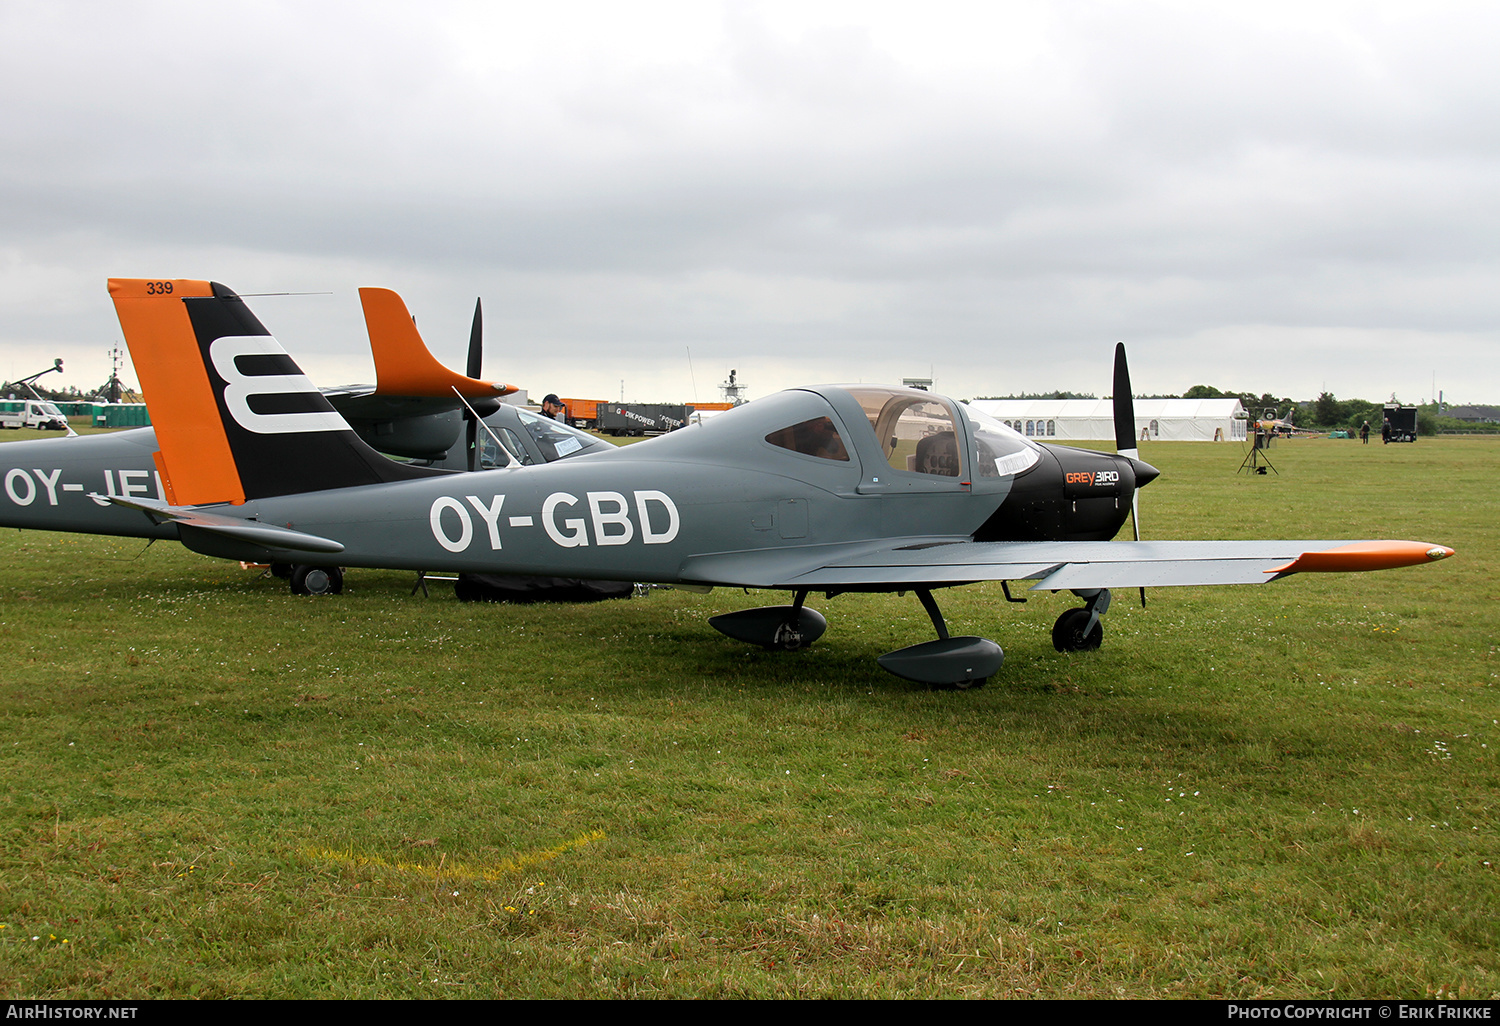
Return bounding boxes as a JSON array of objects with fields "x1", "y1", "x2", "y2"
[{"x1": 1238, "y1": 428, "x2": 1278, "y2": 475}]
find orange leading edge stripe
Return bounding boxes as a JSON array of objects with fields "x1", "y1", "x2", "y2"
[
  {"x1": 1268, "y1": 540, "x2": 1456, "y2": 575},
  {"x1": 108, "y1": 279, "x2": 247, "y2": 507}
]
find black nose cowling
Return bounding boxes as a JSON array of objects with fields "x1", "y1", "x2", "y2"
[{"x1": 975, "y1": 445, "x2": 1152, "y2": 543}]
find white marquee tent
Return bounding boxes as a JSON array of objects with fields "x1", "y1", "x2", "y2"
[{"x1": 967, "y1": 398, "x2": 1248, "y2": 443}]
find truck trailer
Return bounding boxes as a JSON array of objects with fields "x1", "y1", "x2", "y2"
[
  {"x1": 597, "y1": 403, "x2": 694, "y2": 436},
  {"x1": 1382, "y1": 404, "x2": 1417, "y2": 443}
]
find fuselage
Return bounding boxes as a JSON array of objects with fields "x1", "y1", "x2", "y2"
[
  {"x1": 0, "y1": 404, "x2": 617, "y2": 543},
  {"x1": 161, "y1": 385, "x2": 1158, "y2": 588},
  {"x1": 0, "y1": 429, "x2": 179, "y2": 539}
]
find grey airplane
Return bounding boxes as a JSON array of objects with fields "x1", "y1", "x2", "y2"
[
  {"x1": 0, "y1": 287, "x2": 610, "y2": 594},
  {"x1": 105, "y1": 278, "x2": 1453, "y2": 687}
]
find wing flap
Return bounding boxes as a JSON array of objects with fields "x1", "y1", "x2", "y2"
[{"x1": 1031, "y1": 558, "x2": 1287, "y2": 590}]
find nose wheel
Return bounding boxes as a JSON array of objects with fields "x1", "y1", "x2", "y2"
[
  {"x1": 1052, "y1": 589, "x2": 1110, "y2": 652},
  {"x1": 1052, "y1": 608, "x2": 1103, "y2": 651}
]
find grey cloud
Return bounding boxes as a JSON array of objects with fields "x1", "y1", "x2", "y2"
[{"x1": 0, "y1": 1, "x2": 1496, "y2": 406}]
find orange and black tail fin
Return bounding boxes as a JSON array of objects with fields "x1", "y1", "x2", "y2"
[{"x1": 109, "y1": 279, "x2": 442, "y2": 506}]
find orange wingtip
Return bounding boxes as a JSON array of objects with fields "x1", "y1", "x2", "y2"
[
  {"x1": 358, "y1": 287, "x2": 517, "y2": 399},
  {"x1": 1267, "y1": 541, "x2": 1455, "y2": 574}
]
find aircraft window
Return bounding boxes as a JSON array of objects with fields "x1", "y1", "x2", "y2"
[
  {"x1": 845, "y1": 387, "x2": 963, "y2": 478},
  {"x1": 480, "y1": 427, "x2": 530, "y2": 468},
  {"x1": 967, "y1": 406, "x2": 1043, "y2": 478},
  {"x1": 765, "y1": 417, "x2": 849, "y2": 461},
  {"x1": 478, "y1": 436, "x2": 508, "y2": 468},
  {"x1": 516, "y1": 407, "x2": 601, "y2": 461}
]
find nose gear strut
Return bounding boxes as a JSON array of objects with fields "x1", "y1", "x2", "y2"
[{"x1": 1052, "y1": 588, "x2": 1110, "y2": 652}]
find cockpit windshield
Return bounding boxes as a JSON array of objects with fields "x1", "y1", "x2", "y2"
[
  {"x1": 965, "y1": 405, "x2": 1043, "y2": 478},
  {"x1": 515, "y1": 407, "x2": 610, "y2": 461},
  {"x1": 476, "y1": 407, "x2": 614, "y2": 468}
]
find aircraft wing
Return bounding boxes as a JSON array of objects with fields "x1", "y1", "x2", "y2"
[{"x1": 679, "y1": 538, "x2": 1453, "y2": 591}]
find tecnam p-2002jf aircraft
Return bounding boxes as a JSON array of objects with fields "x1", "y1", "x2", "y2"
[{"x1": 107, "y1": 278, "x2": 1453, "y2": 687}]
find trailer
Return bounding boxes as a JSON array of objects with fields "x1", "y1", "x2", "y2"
[
  {"x1": 1382, "y1": 404, "x2": 1417, "y2": 443},
  {"x1": 597, "y1": 403, "x2": 694, "y2": 436},
  {"x1": 557, "y1": 397, "x2": 604, "y2": 429}
]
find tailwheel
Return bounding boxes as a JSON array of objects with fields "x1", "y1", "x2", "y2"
[{"x1": 1052, "y1": 607, "x2": 1102, "y2": 652}]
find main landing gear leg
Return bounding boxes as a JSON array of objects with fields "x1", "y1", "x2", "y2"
[
  {"x1": 1052, "y1": 588, "x2": 1110, "y2": 652},
  {"x1": 775, "y1": 589, "x2": 815, "y2": 650},
  {"x1": 876, "y1": 588, "x2": 1004, "y2": 688},
  {"x1": 290, "y1": 564, "x2": 344, "y2": 596}
]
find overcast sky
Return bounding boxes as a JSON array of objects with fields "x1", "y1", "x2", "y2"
[{"x1": 2, "y1": 0, "x2": 1496, "y2": 406}]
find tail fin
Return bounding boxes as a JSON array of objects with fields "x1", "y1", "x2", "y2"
[
  {"x1": 359, "y1": 287, "x2": 516, "y2": 400},
  {"x1": 109, "y1": 279, "x2": 441, "y2": 506}
]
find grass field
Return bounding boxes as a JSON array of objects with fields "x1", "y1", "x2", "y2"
[{"x1": 0, "y1": 433, "x2": 1493, "y2": 998}]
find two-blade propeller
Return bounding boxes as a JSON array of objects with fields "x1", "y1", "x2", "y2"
[
  {"x1": 466, "y1": 299, "x2": 483, "y2": 472},
  {"x1": 1112, "y1": 341, "x2": 1141, "y2": 542},
  {"x1": 1113, "y1": 342, "x2": 1147, "y2": 606}
]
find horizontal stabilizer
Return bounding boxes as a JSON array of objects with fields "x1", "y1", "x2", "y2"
[{"x1": 101, "y1": 496, "x2": 345, "y2": 554}]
